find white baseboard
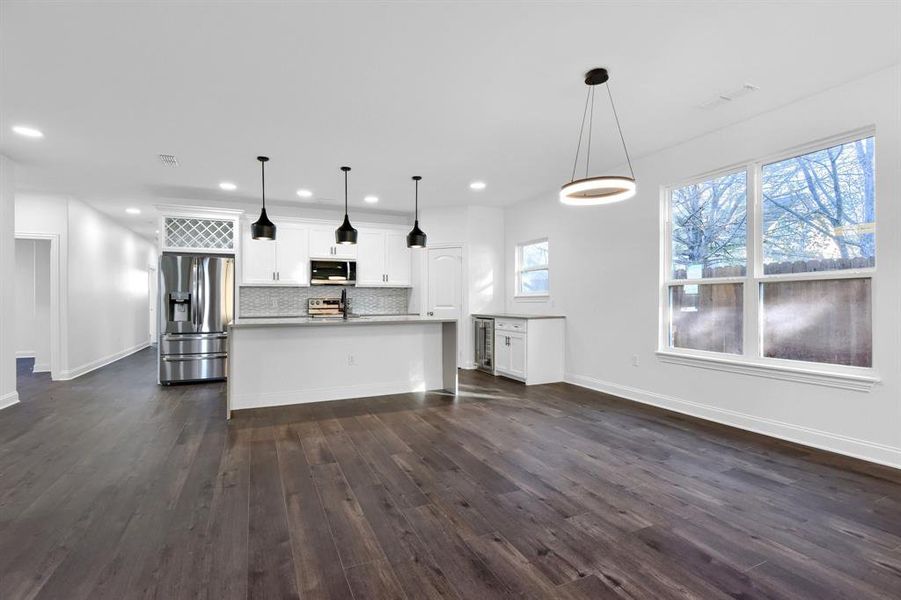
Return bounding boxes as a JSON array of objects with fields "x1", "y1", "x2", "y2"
[
  {"x1": 459, "y1": 361, "x2": 477, "y2": 370},
  {"x1": 32, "y1": 362, "x2": 50, "y2": 373},
  {"x1": 0, "y1": 391, "x2": 19, "y2": 410},
  {"x1": 232, "y1": 379, "x2": 442, "y2": 412},
  {"x1": 565, "y1": 372, "x2": 901, "y2": 471},
  {"x1": 57, "y1": 341, "x2": 150, "y2": 381},
  {"x1": 16, "y1": 350, "x2": 35, "y2": 358}
]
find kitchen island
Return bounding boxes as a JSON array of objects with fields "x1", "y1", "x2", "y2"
[{"x1": 226, "y1": 316, "x2": 457, "y2": 416}]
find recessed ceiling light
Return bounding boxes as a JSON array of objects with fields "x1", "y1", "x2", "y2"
[
  {"x1": 364, "y1": 195, "x2": 379, "y2": 204},
  {"x1": 469, "y1": 181, "x2": 486, "y2": 190},
  {"x1": 126, "y1": 208, "x2": 141, "y2": 215},
  {"x1": 219, "y1": 181, "x2": 237, "y2": 191},
  {"x1": 296, "y1": 189, "x2": 313, "y2": 198},
  {"x1": 12, "y1": 125, "x2": 43, "y2": 138}
]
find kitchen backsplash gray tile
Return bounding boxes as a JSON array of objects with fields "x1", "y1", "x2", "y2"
[{"x1": 239, "y1": 286, "x2": 411, "y2": 317}]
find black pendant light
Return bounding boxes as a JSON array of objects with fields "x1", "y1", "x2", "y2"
[
  {"x1": 406, "y1": 175, "x2": 427, "y2": 248},
  {"x1": 560, "y1": 67, "x2": 636, "y2": 205},
  {"x1": 335, "y1": 166, "x2": 358, "y2": 245},
  {"x1": 251, "y1": 156, "x2": 276, "y2": 240}
]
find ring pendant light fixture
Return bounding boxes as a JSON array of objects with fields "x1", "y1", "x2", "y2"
[
  {"x1": 406, "y1": 176, "x2": 427, "y2": 248},
  {"x1": 335, "y1": 166, "x2": 358, "y2": 245},
  {"x1": 560, "y1": 67, "x2": 636, "y2": 205},
  {"x1": 251, "y1": 156, "x2": 277, "y2": 240}
]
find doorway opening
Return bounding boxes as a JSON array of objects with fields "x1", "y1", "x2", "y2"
[{"x1": 14, "y1": 234, "x2": 61, "y2": 390}]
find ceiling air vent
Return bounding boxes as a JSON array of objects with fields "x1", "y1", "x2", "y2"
[
  {"x1": 158, "y1": 153, "x2": 179, "y2": 167},
  {"x1": 698, "y1": 83, "x2": 759, "y2": 110}
]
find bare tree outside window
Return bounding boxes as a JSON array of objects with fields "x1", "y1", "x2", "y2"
[
  {"x1": 762, "y1": 137, "x2": 875, "y2": 274},
  {"x1": 671, "y1": 171, "x2": 747, "y2": 279}
]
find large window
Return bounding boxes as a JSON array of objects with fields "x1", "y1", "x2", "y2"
[
  {"x1": 516, "y1": 239, "x2": 549, "y2": 297},
  {"x1": 663, "y1": 133, "x2": 875, "y2": 371}
]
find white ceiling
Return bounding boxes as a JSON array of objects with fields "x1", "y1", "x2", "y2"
[{"x1": 2, "y1": 1, "x2": 899, "y2": 239}]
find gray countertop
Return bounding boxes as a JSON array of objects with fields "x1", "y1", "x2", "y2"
[
  {"x1": 231, "y1": 315, "x2": 457, "y2": 328},
  {"x1": 471, "y1": 313, "x2": 566, "y2": 320}
]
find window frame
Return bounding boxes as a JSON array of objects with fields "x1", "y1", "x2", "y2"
[
  {"x1": 515, "y1": 237, "x2": 550, "y2": 299},
  {"x1": 658, "y1": 128, "x2": 879, "y2": 390}
]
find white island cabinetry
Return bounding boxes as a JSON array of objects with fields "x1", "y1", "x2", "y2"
[{"x1": 227, "y1": 316, "x2": 457, "y2": 416}]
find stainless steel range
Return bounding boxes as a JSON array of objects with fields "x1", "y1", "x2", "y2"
[{"x1": 158, "y1": 254, "x2": 234, "y2": 384}]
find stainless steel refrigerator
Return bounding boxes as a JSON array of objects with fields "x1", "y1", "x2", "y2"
[{"x1": 158, "y1": 254, "x2": 234, "y2": 384}]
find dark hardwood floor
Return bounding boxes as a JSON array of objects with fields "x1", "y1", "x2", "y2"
[{"x1": 2, "y1": 349, "x2": 900, "y2": 599}]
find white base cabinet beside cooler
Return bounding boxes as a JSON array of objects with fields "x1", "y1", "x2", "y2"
[{"x1": 488, "y1": 315, "x2": 565, "y2": 385}]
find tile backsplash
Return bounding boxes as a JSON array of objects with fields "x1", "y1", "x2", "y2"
[{"x1": 239, "y1": 286, "x2": 411, "y2": 318}]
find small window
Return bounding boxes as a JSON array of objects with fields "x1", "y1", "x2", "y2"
[{"x1": 516, "y1": 239, "x2": 549, "y2": 297}]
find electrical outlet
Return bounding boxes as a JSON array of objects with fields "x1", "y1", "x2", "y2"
[
  {"x1": 347, "y1": 354, "x2": 356, "y2": 366},
  {"x1": 631, "y1": 354, "x2": 639, "y2": 367},
  {"x1": 270, "y1": 298, "x2": 279, "y2": 309}
]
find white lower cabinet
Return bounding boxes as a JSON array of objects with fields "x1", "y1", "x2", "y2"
[
  {"x1": 492, "y1": 317, "x2": 565, "y2": 385},
  {"x1": 495, "y1": 331, "x2": 526, "y2": 379}
]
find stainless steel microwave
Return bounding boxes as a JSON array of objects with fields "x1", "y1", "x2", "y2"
[{"x1": 310, "y1": 259, "x2": 356, "y2": 285}]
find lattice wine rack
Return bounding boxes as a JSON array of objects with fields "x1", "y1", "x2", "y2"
[{"x1": 163, "y1": 217, "x2": 235, "y2": 251}]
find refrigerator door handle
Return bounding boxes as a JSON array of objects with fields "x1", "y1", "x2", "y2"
[{"x1": 196, "y1": 258, "x2": 206, "y2": 332}]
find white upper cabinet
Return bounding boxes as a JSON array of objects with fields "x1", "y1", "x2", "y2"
[
  {"x1": 309, "y1": 228, "x2": 357, "y2": 259},
  {"x1": 242, "y1": 222, "x2": 278, "y2": 284},
  {"x1": 240, "y1": 219, "x2": 408, "y2": 287},
  {"x1": 356, "y1": 230, "x2": 387, "y2": 285},
  {"x1": 241, "y1": 220, "x2": 309, "y2": 285},
  {"x1": 385, "y1": 231, "x2": 412, "y2": 286},
  {"x1": 355, "y1": 229, "x2": 411, "y2": 287},
  {"x1": 275, "y1": 224, "x2": 309, "y2": 284}
]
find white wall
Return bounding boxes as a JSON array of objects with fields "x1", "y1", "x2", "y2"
[
  {"x1": 503, "y1": 66, "x2": 901, "y2": 468},
  {"x1": 0, "y1": 156, "x2": 17, "y2": 409},
  {"x1": 16, "y1": 194, "x2": 156, "y2": 380},
  {"x1": 414, "y1": 205, "x2": 506, "y2": 367},
  {"x1": 14, "y1": 239, "x2": 51, "y2": 370}
]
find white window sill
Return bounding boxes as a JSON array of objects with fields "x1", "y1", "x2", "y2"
[
  {"x1": 655, "y1": 350, "x2": 879, "y2": 392},
  {"x1": 513, "y1": 294, "x2": 550, "y2": 302}
]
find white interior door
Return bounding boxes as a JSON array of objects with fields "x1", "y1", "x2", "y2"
[
  {"x1": 427, "y1": 246, "x2": 463, "y2": 366},
  {"x1": 427, "y1": 246, "x2": 462, "y2": 319}
]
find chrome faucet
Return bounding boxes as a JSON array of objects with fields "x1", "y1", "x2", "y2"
[{"x1": 341, "y1": 288, "x2": 348, "y2": 320}]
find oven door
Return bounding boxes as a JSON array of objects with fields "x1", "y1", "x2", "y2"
[{"x1": 310, "y1": 260, "x2": 356, "y2": 285}]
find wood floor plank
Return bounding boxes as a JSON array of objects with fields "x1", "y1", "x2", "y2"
[
  {"x1": 3, "y1": 353, "x2": 901, "y2": 600},
  {"x1": 310, "y1": 462, "x2": 387, "y2": 568},
  {"x1": 248, "y1": 426, "x2": 300, "y2": 600},
  {"x1": 274, "y1": 425, "x2": 354, "y2": 600}
]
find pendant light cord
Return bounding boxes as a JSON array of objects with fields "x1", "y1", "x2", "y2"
[
  {"x1": 414, "y1": 178, "x2": 419, "y2": 220},
  {"x1": 570, "y1": 87, "x2": 591, "y2": 183},
  {"x1": 344, "y1": 168, "x2": 348, "y2": 215},
  {"x1": 260, "y1": 159, "x2": 266, "y2": 210},
  {"x1": 585, "y1": 85, "x2": 595, "y2": 179},
  {"x1": 606, "y1": 82, "x2": 635, "y2": 179}
]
